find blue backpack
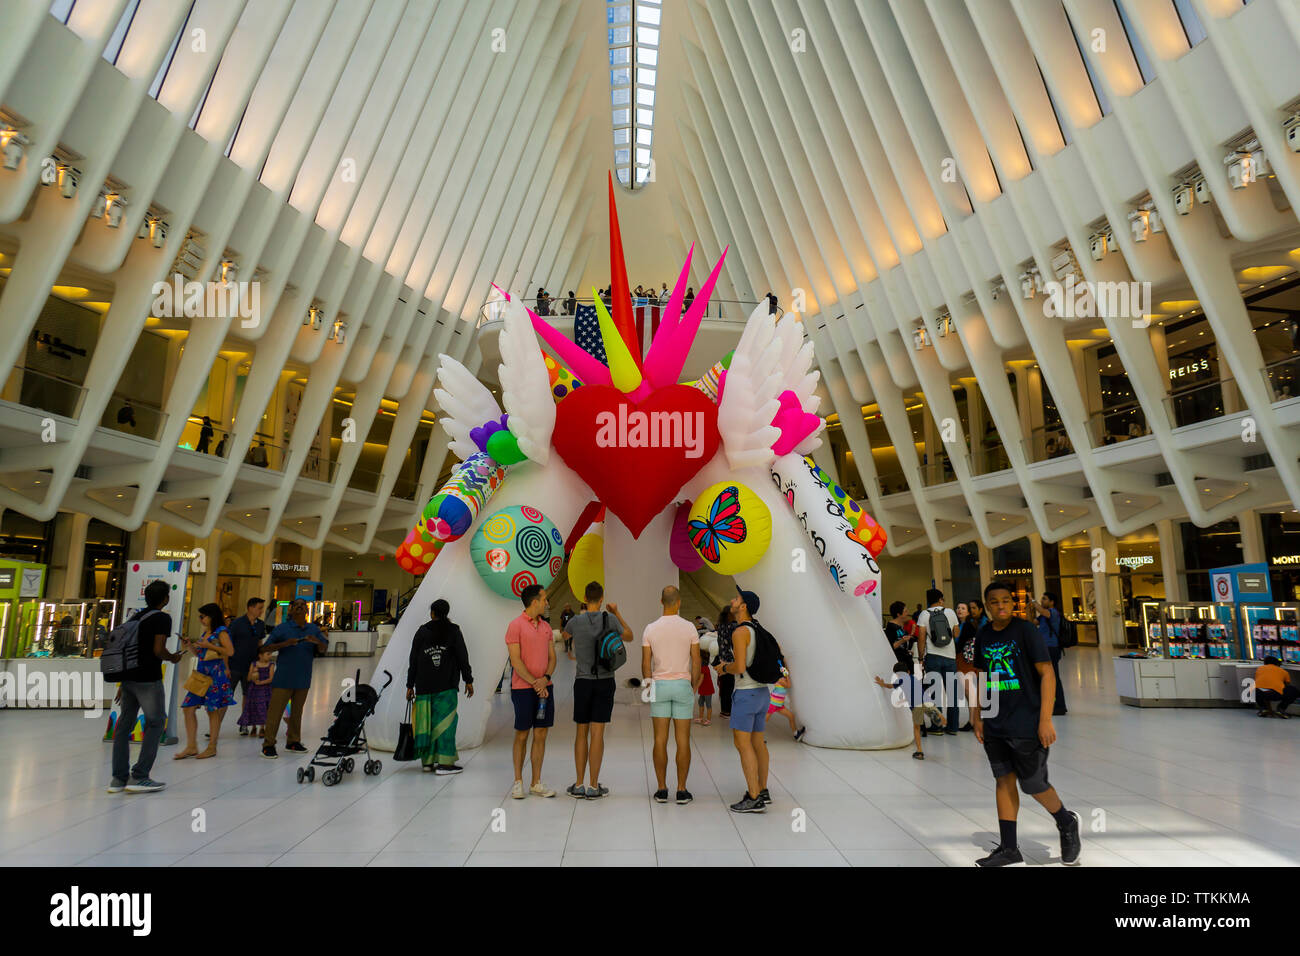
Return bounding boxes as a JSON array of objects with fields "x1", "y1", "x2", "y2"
[{"x1": 591, "y1": 612, "x2": 627, "y2": 675}]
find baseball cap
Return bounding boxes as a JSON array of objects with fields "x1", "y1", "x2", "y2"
[{"x1": 735, "y1": 585, "x2": 760, "y2": 616}]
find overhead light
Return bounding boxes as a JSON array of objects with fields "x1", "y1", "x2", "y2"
[
  {"x1": 1089, "y1": 231, "x2": 1110, "y2": 261},
  {"x1": 0, "y1": 127, "x2": 29, "y2": 170},
  {"x1": 1224, "y1": 144, "x2": 1263, "y2": 189},
  {"x1": 1019, "y1": 268, "x2": 1041, "y2": 298},
  {"x1": 55, "y1": 163, "x2": 78, "y2": 198},
  {"x1": 103, "y1": 192, "x2": 125, "y2": 228},
  {"x1": 1173, "y1": 183, "x2": 1194, "y2": 215},
  {"x1": 148, "y1": 217, "x2": 167, "y2": 249},
  {"x1": 332, "y1": 319, "x2": 347, "y2": 344},
  {"x1": 1128, "y1": 208, "x2": 1150, "y2": 243},
  {"x1": 912, "y1": 326, "x2": 930, "y2": 350},
  {"x1": 1286, "y1": 114, "x2": 1300, "y2": 153},
  {"x1": 306, "y1": 305, "x2": 324, "y2": 330},
  {"x1": 220, "y1": 258, "x2": 237, "y2": 284}
]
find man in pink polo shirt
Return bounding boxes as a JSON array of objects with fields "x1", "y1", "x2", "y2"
[
  {"x1": 641, "y1": 585, "x2": 701, "y2": 805},
  {"x1": 505, "y1": 584, "x2": 557, "y2": 799}
]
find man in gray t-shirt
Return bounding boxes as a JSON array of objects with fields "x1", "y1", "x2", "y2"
[{"x1": 563, "y1": 581, "x2": 631, "y2": 798}]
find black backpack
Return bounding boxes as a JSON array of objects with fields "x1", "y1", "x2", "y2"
[
  {"x1": 591, "y1": 612, "x2": 627, "y2": 675},
  {"x1": 100, "y1": 608, "x2": 162, "y2": 681},
  {"x1": 1053, "y1": 614, "x2": 1078, "y2": 649},
  {"x1": 741, "y1": 620, "x2": 784, "y2": 684},
  {"x1": 926, "y1": 607, "x2": 953, "y2": 648}
]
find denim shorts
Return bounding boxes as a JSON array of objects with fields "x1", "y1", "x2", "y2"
[
  {"x1": 730, "y1": 687, "x2": 771, "y2": 733},
  {"x1": 649, "y1": 678, "x2": 694, "y2": 719}
]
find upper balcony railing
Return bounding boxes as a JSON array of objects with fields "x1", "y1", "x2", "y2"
[
  {"x1": 1, "y1": 366, "x2": 88, "y2": 421},
  {"x1": 477, "y1": 295, "x2": 784, "y2": 328}
]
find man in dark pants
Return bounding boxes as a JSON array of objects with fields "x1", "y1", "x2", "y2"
[
  {"x1": 1031, "y1": 592, "x2": 1067, "y2": 715},
  {"x1": 917, "y1": 588, "x2": 961, "y2": 734},
  {"x1": 260, "y1": 598, "x2": 328, "y2": 758},
  {"x1": 563, "y1": 581, "x2": 632, "y2": 798},
  {"x1": 973, "y1": 580, "x2": 1081, "y2": 867},
  {"x1": 226, "y1": 597, "x2": 266, "y2": 734},
  {"x1": 108, "y1": 580, "x2": 183, "y2": 794}
]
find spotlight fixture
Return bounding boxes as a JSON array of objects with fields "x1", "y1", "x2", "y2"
[
  {"x1": 1128, "y1": 208, "x2": 1150, "y2": 243},
  {"x1": 1224, "y1": 144, "x2": 1263, "y2": 189},
  {"x1": 148, "y1": 217, "x2": 167, "y2": 249},
  {"x1": 55, "y1": 163, "x2": 78, "y2": 198},
  {"x1": 307, "y1": 305, "x2": 324, "y2": 330},
  {"x1": 0, "y1": 127, "x2": 29, "y2": 170},
  {"x1": 103, "y1": 192, "x2": 125, "y2": 228},
  {"x1": 1019, "y1": 267, "x2": 1041, "y2": 299},
  {"x1": 1173, "y1": 183, "x2": 1194, "y2": 215},
  {"x1": 1286, "y1": 114, "x2": 1300, "y2": 153},
  {"x1": 220, "y1": 258, "x2": 237, "y2": 284},
  {"x1": 1088, "y1": 231, "x2": 1110, "y2": 261},
  {"x1": 912, "y1": 326, "x2": 930, "y2": 350},
  {"x1": 332, "y1": 319, "x2": 347, "y2": 344}
]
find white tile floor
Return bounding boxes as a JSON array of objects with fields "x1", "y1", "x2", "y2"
[{"x1": 2, "y1": 647, "x2": 1298, "y2": 866}]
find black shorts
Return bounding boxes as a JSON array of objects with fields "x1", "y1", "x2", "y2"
[
  {"x1": 511, "y1": 686, "x2": 555, "y2": 731},
  {"x1": 983, "y1": 736, "x2": 1051, "y2": 794},
  {"x1": 573, "y1": 677, "x2": 616, "y2": 724}
]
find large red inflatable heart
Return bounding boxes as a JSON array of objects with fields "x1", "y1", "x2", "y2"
[{"x1": 552, "y1": 385, "x2": 721, "y2": 538}]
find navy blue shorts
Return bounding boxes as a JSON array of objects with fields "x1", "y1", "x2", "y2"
[{"x1": 511, "y1": 685, "x2": 555, "y2": 731}]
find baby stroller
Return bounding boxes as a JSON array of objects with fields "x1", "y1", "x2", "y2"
[{"x1": 297, "y1": 669, "x2": 392, "y2": 786}]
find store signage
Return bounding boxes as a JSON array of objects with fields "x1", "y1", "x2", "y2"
[
  {"x1": 19, "y1": 567, "x2": 42, "y2": 598},
  {"x1": 1274, "y1": 555, "x2": 1300, "y2": 565},
  {"x1": 0, "y1": 569, "x2": 13, "y2": 589},
  {"x1": 155, "y1": 549, "x2": 197, "y2": 560},
  {"x1": 1236, "y1": 572, "x2": 1270, "y2": 594},
  {"x1": 1169, "y1": 357, "x2": 1210, "y2": 380},
  {"x1": 272, "y1": 562, "x2": 311, "y2": 575},
  {"x1": 993, "y1": 567, "x2": 1033, "y2": 577},
  {"x1": 1118, "y1": 555, "x2": 1154, "y2": 569}
]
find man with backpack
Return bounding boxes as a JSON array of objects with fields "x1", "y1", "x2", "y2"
[
  {"x1": 917, "y1": 588, "x2": 961, "y2": 736},
  {"x1": 564, "y1": 581, "x2": 632, "y2": 798},
  {"x1": 105, "y1": 579, "x2": 183, "y2": 794},
  {"x1": 642, "y1": 585, "x2": 701, "y2": 805},
  {"x1": 1031, "y1": 592, "x2": 1069, "y2": 715},
  {"x1": 720, "y1": 586, "x2": 783, "y2": 813}
]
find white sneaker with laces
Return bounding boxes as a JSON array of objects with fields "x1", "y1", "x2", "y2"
[
  {"x1": 510, "y1": 780, "x2": 526, "y2": 799},
  {"x1": 529, "y1": 781, "x2": 556, "y2": 798}
]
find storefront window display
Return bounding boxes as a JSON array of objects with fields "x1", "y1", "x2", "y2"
[
  {"x1": 1180, "y1": 519, "x2": 1243, "y2": 601},
  {"x1": 1261, "y1": 511, "x2": 1300, "y2": 602},
  {"x1": 991, "y1": 537, "x2": 1033, "y2": 616}
]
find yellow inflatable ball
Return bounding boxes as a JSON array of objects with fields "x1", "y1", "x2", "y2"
[
  {"x1": 687, "y1": 481, "x2": 771, "y2": 575},
  {"x1": 567, "y1": 531, "x2": 604, "y2": 596}
]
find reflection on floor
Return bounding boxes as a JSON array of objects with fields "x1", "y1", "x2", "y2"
[{"x1": 1, "y1": 647, "x2": 1297, "y2": 866}]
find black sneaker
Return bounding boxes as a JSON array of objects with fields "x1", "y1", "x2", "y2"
[
  {"x1": 975, "y1": 845, "x2": 1024, "y2": 867},
  {"x1": 285, "y1": 742, "x2": 308, "y2": 754},
  {"x1": 757, "y1": 788, "x2": 771, "y2": 806},
  {"x1": 959, "y1": 723, "x2": 974, "y2": 732},
  {"x1": 1059, "y1": 810, "x2": 1082, "y2": 865},
  {"x1": 794, "y1": 726, "x2": 806, "y2": 741},
  {"x1": 567, "y1": 783, "x2": 587, "y2": 799},
  {"x1": 261, "y1": 745, "x2": 278, "y2": 760},
  {"x1": 944, "y1": 728, "x2": 958, "y2": 735},
  {"x1": 435, "y1": 764, "x2": 463, "y2": 775},
  {"x1": 729, "y1": 793, "x2": 766, "y2": 813},
  {"x1": 675, "y1": 789, "x2": 693, "y2": 805},
  {"x1": 912, "y1": 751, "x2": 925, "y2": 760},
  {"x1": 653, "y1": 789, "x2": 669, "y2": 804}
]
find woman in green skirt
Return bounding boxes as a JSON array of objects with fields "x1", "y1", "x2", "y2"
[{"x1": 406, "y1": 599, "x2": 474, "y2": 774}]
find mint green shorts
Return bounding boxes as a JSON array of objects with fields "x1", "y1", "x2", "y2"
[{"x1": 649, "y1": 678, "x2": 694, "y2": 719}]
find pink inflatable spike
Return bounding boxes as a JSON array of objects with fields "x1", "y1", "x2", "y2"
[
  {"x1": 646, "y1": 246, "x2": 728, "y2": 389},
  {"x1": 493, "y1": 286, "x2": 612, "y2": 387}
]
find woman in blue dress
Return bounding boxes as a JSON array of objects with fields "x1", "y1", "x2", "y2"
[{"x1": 176, "y1": 602, "x2": 237, "y2": 760}]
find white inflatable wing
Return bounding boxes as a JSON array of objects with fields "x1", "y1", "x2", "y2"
[
  {"x1": 497, "y1": 299, "x2": 555, "y2": 466},
  {"x1": 435, "y1": 355, "x2": 502, "y2": 462}
]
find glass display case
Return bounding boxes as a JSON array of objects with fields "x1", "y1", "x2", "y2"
[
  {"x1": 1141, "y1": 602, "x2": 1239, "y2": 659},
  {"x1": 1240, "y1": 603, "x2": 1300, "y2": 661},
  {"x1": 16, "y1": 598, "x2": 117, "y2": 658}
]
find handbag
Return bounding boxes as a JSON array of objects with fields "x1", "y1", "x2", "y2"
[
  {"x1": 183, "y1": 668, "x2": 212, "y2": 698},
  {"x1": 393, "y1": 701, "x2": 416, "y2": 762}
]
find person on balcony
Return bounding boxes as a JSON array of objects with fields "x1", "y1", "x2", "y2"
[{"x1": 196, "y1": 416, "x2": 214, "y2": 454}]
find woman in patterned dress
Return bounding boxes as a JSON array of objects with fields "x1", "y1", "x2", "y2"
[{"x1": 175, "y1": 602, "x2": 237, "y2": 760}]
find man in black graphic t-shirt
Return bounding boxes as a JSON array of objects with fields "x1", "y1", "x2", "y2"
[{"x1": 971, "y1": 579, "x2": 1081, "y2": 867}]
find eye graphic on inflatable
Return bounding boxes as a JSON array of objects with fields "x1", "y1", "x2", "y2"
[{"x1": 688, "y1": 485, "x2": 747, "y2": 564}]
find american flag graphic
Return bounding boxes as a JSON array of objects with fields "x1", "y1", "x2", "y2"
[{"x1": 573, "y1": 303, "x2": 607, "y2": 364}]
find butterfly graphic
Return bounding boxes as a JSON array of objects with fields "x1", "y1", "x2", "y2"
[{"x1": 689, "y1": 486, "x2": 748, "y2": 564}]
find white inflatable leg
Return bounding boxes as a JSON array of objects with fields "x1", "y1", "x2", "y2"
[
  {"x1": 368, "y1": 461, "x2": 591, "y2": 751},
  {"x1": 602, "y1": 507, "x2": 678, "y2": 660}
]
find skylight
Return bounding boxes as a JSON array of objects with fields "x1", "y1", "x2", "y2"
[{"x1": 608, "y1": 0, "x2": 660, "y2": 189}]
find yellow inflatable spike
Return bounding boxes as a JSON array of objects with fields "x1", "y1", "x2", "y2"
[{"x1": 593, "y1": 286, "x2": 643, "y2": 394}]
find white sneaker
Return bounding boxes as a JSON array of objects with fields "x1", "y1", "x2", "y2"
[
  {"x1": 510, "y1": 780, "x2": 526, "y2": 799},
  {"x1": 529, "y1": 781, "x2": 556, "y2": 798}
]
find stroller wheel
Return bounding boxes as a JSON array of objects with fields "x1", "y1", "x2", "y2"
[
  {"x1": 296, "y1": 767, "x2": 305, "y2": 784},
  {"x1": 344, "y1": 757, "x2": 354, "y2": 773},
  {"x1": 371, "y1": 759, "x2": 381, "y2": 776},
  {"x1": 306, "y1": 766, "x2": 315, "y2": 783},
  {"x1": 323, "y1": 769, "x2": 340, "y2": 787},
  {"x1": 361, "y1": 760, "x2": 371, "y2": 775}
]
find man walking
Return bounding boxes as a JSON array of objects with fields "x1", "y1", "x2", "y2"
[
  {"x1": 260, "y1": 598, "x2": 328, "y2": 758},
  {"x1": 1031, "y1": 592, "x2": 1067, "y2": 715},
  {"x1": 642, "y1": 586, "x2": 701, "y2": 805},
  {"x1": 917, "y1": 588, "x2": 961, "y2": 735},
  {"x1": 405, "y1": 599, "x2": 474, "y2": 774},
  {"x1": 227, "y1": 597, "x2": 266, "y2": 734},
  {"x1": 972, "y1": 580, "x2": 1081, "y2": 866},
  {"x1": 564, "y1": 581, "x2": 632, "y2": 798},
  {"x1": 719, "y1": 587, "x2": 770, "y2": 813},
  {"x1": 108, "y1": 579, "x2": 182, "y2": 793},
  {"x1": 506, "y1": 584, "x2": 557, "y2": 798}
]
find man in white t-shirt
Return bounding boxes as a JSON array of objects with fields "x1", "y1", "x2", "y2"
[
  {"x1": 642, "y1": 586, "x2": 701, "y2": 806},
  {"x1": 916, "y1": 588, "x2": 961, "y2": 735}
]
